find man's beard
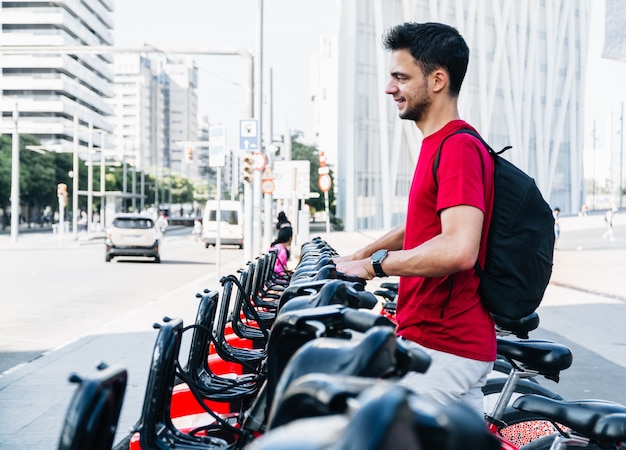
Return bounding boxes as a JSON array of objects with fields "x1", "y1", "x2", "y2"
[{"x1": 399, "y1": 95, "x2": 431, "y2": 122}]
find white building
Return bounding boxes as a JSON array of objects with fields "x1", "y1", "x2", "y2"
[
  {"x1": 600, "y1": 0, "x2": 626, "y2": 207},
  {"x1": 311, "y1": 35, "x2": 339, "y2": 167},
  {"x1": 163, "y1": 59, "x2": 199, "y2": 179},
  {"x1": 0, "y1": 0, "x2": 114, "y2": 152},
  {"x1": 111, "y1": 54, "x2": 163, "y2": 173},
  {"x1": 312, "y1": 0, "x2": 591, "y2": 231},
  {"x1": 111, "y1": 54, "x2": 199, "y2": 179}
]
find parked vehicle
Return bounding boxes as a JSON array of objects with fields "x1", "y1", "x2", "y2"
[
  {"x1": 201, "y1": 200, "x2": 244, "y2": 248},
  {"x1": 105, "y1": 214, "x2": 161, "y2": 263}
]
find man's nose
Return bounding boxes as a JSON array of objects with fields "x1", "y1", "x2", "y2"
[{"x1": 385, "y1": 81, "x2": 398, "y2": 95}]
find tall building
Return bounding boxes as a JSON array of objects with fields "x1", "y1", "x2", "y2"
[
  {"x1": 601, "y1": 0, "x2": 626, "y2": 207},
  {"x1": 318, "y1": 0, "x2": 591, "y2": 231},
  {"x1": 603, "y1": 0, "x2": 626, "y2": 61},
  {"x1": 0, "y1": 0, "x2": 115, "y2": 152},
  {"x1": 311, "y1": 35, "x2": 339, "y2": 167},
  {"x1": 110, "y1": 54, "x2": 200, "y2": 182},
  {"x1": 162, "y1": 59, "x2": 199, "y2": 179},
  {"x1": 111, "y1": 54, "x2": 164, "y2": 174}
]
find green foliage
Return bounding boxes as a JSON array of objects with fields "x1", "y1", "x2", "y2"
[
  {"x1": 0, "y1": 134, "x2": 58, "y2": 219},
  {"x1": 168, "y1": 174, "x2": 195, "y2": 204},
  {"x1": 0, "y1": 135, "x2": 12, "y2": 207},
  {"x1": 0, "y1": 134, "x2": 199, "y2": 222}
]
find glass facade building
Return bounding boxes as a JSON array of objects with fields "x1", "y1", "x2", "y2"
[{"x1": 334, "y1": 0, "x2": 591, "y2": 230}]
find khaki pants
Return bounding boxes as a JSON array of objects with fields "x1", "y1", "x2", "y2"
[{"x1": 397, "y1": 338, "x2": 493, "y2": 414}]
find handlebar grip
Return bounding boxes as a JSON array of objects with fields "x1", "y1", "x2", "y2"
[
  {"x1": 356, "y1": 291, "x2": 379, "y2": 310},
  {"x1": 336, "y1": 270, "x2": 367, "y2": 286},
  {"x1": 395, "y1": 338, "x2": 431, "y2": 374},
  {"x1": 342, "y1": 308, "x2": 395, "y2": 332}
]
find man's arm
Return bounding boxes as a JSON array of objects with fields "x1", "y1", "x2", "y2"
[
  {"x1": 335, "y1": 205, "x2": 483, "y2": 280},
  {"x1": 333, "y1": 224, "x2": 405, "y2": 263}
]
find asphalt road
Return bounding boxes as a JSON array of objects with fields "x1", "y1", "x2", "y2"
[{"x1": 0, "y1": 227, "x2": 245, "y2": 374}]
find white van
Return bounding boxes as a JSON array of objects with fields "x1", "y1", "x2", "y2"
[{"x1": 201, "y1": 200, "x2": 244, "y2": 248}]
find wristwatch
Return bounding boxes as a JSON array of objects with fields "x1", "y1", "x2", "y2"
[{"x1": 371, "y1": 249, "x2": 389, "y2": 277}]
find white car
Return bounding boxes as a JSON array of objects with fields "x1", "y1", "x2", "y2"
[{"x1": 105, "y1": 215, "x2": 161, "y2": 263}]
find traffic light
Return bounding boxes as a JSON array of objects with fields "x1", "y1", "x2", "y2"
[
  {"x1": 57, "y1": 183, "x2": 68, "y2": 206},
  {"x1": 186, "y1": 146, "x2": 193, "y2": 161},
  {"x1": 242, "y1": 153, "x2": 254, "y2": 184}
]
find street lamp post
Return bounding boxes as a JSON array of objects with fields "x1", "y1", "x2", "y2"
[
  {"x1": 10, "y1": 104, "x2": 20, "y2": 243},
  {"x1": 619, "y1": 102, "x2": 624, "y2": 208},
  {"x1": 100, "y1": 130, "x2": 106, "y2": 228},
  {"x1": 87, "y1": 119, "x2": 94, "y2": 234},
  {"x1": 592, "y1": 120, "x2": 597, "y2": 210},
  {"x1": 72, "y1": 115, "x2": 79, "y2": 238}
]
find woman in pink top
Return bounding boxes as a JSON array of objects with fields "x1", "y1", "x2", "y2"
[{"x1": 270, "y1": 226, "x2": 293, "y2": 276}]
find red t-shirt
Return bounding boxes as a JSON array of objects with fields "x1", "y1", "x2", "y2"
[{"x1": 396, "y1": 120, "x2": 496, "y2": 362}]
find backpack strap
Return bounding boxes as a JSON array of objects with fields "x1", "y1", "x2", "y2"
[
  {"x1": 431, "y1": 129, "x2": 510, "y2": 279},
  {"x1": 432, "y1": 128, "x2": 502, "y2": 189}
]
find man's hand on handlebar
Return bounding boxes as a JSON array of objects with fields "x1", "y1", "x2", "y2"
[
  {"x1": 332, "y1": 254, "x2": 355, "y2": 264},
  {"x1": 335, "y1": 258, "x2": 376, "y2": 281}
]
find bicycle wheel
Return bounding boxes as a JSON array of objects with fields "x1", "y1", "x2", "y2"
[
  {"x1": 483, "y1": 377, "x2": 565, "y2": 447},
  {"x1": 519, "y1": 434, "x2": 618, "y2": 450}
]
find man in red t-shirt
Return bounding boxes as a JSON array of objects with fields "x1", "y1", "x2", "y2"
[{"x1": 335, "y1": 22, "x2": 495, "y2": 413}]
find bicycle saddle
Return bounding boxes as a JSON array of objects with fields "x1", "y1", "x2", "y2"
[
  {"x1": 496, "y1": 339, "x2": 572, "y2": 381},
  {"x1": 513, "y1": 394, "x2": 626, "y2": 439},
  {"x1": 279, "y1": 280, "x2": 376, "y2": 313},
  {"x1": 493, "y1": 311, "x2": 540, "y2": 339}
]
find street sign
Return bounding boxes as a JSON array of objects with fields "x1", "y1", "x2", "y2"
[
  {"x1": 262, "y1": 179, "x2": 275, "y2": 194},
  {"x1": 209, "y1": 125, "x2": 226, "y2": 167},
  {"x1": 253, "y1": 151, "x2": 267, "y2": 171},
  {"x1": 239, "y1": 119, "x2": 259, "y2": 151},
  {"x1": 318, "y1": 173, "x2": 332, "y2": 192},
  {"x1": 273, "y1": 160, "x2": 310, "y2": 200},
  {"x1": 261, "y1": 167, "x2": 275, "y2": 194}
]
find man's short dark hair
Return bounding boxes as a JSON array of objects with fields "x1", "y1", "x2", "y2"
[{"x1": 382, "y1": 22, "x2": 469, "y2": 96}]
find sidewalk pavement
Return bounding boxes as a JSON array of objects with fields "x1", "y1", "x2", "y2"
[{"x1": 0, "y1": 215, "x2": 625, "y2": 449}]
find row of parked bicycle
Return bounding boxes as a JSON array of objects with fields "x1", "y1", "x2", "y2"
[{"x1": 57, "y1": 237, "x2": 626, "y2": 450}]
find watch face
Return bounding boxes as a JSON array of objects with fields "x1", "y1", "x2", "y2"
[
  {"x1": 372, "y1": 249, "x2": 388, "y2": 277},
  {"x1": 373, "y1": 249, "x2": 387, "y2": 262}
]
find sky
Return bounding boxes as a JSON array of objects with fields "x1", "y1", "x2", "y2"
[
  {"x1": 114, "y1": 1, "x2": 626, "y2": 172},
  {"x1": 113, "y1": 0, "x2": 339, "y2": 146}
]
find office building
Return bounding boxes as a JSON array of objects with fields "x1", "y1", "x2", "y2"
[
  {"x1": 0, "y1": 0, "x2": 115, "y2": 152},
  {"x1": 316, "y1": 0, "x2": 591, "y2": 231},
  {"x1": 111, "y1": 54, "x2": 200, "y2": 181}
]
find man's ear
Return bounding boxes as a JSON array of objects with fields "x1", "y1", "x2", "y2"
[{"x1": 431, "y1": 69, "x2": 448, "y2": 94}]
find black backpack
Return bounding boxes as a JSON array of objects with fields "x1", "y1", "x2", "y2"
[{"x1": 433, "y1": 129, "x2": 555, "y2": 320}]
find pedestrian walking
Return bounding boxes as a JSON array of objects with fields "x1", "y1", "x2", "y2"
[
  {"x1": 553, "y1": 207, "x2": 561, "y2": 249},
  {"x1": 602, "y1": 205, "x2": 618, "y2": 241},
  {"x1": 275, "y1": 211, "x2": 291, "y2": 233},
  {"x1": 192, "y1": 219, "x2": 202, "y2": 243}
]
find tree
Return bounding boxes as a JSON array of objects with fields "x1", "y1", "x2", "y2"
[
  {"x1": 0, "y1": 134, "x2": 59, "y2": 227},
  {"x1": 290, "y1": 135, "x2": 336, "y2": 219},
  {"x1": 169, "y1": 174, "x2": 195, "y2": 204}
]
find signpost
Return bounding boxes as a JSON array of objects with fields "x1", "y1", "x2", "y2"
[
  {"x1": 318, "y1": 151, "x2": 332, "y2": 233},
  {"x1": 209, "y1": 125, "x2": 226, "y2": 168},
  {"x1": 272, "y1": 160, "x2": 310, "y2": 200},
  {"x1": 209, "y1": 125, "x2": 226, "y2": 274},
  {"x1": 261, "y1": 167, "x2": 275, "y2": 194},
  {"x1": 239, "y1": 119, "x2": 259, "y2": 261},
  {"x1": 239, "y1": 119, "x2": 259, "y2": 151}
]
